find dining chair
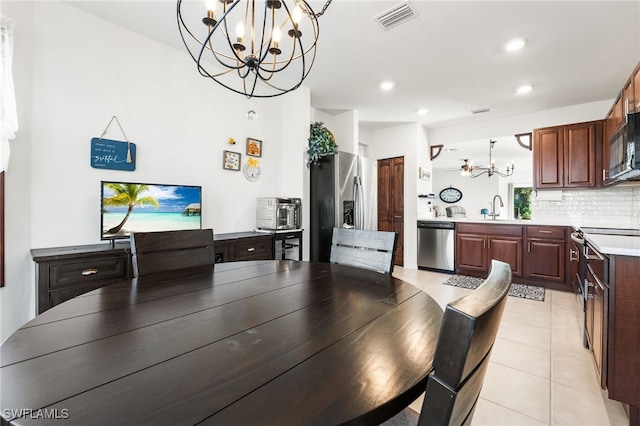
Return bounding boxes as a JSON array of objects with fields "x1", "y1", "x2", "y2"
[
  {"x1": 329, "y1": 227, "x2": 398, "y2": 274},
  {"x1": 130, "y1": 228, "x2": 216, "y2": 279},
  {"x1": 383, "y1": 259, "x2": 512, "y2": 426}
]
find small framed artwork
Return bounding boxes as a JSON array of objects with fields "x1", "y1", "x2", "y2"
[
  {"x1": 246, "y1": 138, "x2": 262, "y2": 157},
  {"x1": 222, "y1": 150, "x2": 241, "y2": 171},
  {"x1": 419, "y1": 167, "x2": 432, "y2": 181}
]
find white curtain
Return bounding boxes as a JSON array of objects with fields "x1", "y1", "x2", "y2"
[{"x1": 1, "y1": 15, "x2": 18, "y2": 172}]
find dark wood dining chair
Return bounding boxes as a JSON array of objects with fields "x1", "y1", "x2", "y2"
[
  {"x1": 130, "y1": 229, "x2": 216, "y2": 279},
  {"x1": 329, "y1": 227, "x2": 398, "y2": 274},
  {"x1": 383, "y1": 259, "x2": 512, "y2": 426}
]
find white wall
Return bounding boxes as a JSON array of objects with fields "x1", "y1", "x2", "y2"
[
  {"x1": 368, "y1": 123, "x2": 429, "y2": 269},
  {"x1": 432, "y1": 163, "x2": 533, "y2": 219},
  {"x1": 1, "y1": 1, "x2": 308, "y2": 342},
  {"x1": 429, "y1": 100, "x2": 613, "y2": 145}
]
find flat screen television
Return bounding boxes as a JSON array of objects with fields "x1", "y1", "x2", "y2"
[{"x1": 101, "y1": 181, "x2": 202, "y2": 240}]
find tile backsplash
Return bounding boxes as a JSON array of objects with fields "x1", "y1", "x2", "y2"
[{"x1": 532, "y1": 185, "x2": 640, "y2": 229}]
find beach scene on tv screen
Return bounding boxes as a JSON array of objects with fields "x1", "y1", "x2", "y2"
[{"x1": 102, "y1": 182, "x2": 201, "y2": 238}]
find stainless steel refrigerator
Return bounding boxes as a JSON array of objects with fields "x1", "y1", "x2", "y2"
[{"x1": 310, "y1": 151, "x2": 378, "y2": 262}]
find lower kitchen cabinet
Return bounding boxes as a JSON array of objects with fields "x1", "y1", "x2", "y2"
[
  {"x1": 524, "y1": 226, "x2": 566, "y2": 283},
  {"x1": 32, "y1": 231, "x2": 276, "y2": 314},
  {"x1": 455, "y1": 223, "x2": 571, "y2": 289},
  {"x1": 606, "y1": 255, "x2": 640, "y2": 419},
  {"x1": 455, "y1": 223, "x2": 523, "y2": 278},
  {"x1": 584, "y1": 239, "x2": 640, "y2": 421}
]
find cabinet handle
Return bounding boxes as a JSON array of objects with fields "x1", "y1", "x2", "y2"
[
  {"x1": 81, "y1": 268, "x2": 98, "y2": 276},
  {"x1": 247, "y1": 247, "x2": 255, "y2": 252},
  {"x1": 538, "y1": 230, "x2": 552, "y2": 234},
  {"x1": 603, "y1": 169, "x2": 607, "y2": 181},
  {"x1": 528, "y1": 242, "x2": 532, "y2": 252},
  {"x1": 570, "y1": 249, "x2": 578, "y2": 262}
]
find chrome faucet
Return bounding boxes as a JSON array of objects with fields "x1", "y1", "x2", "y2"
[{"x1": 489, "y1": 194, "x2": 504, "y2": 219}]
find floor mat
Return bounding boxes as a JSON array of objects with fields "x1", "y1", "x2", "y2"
[{"x1": 443, "y1": 274, "x2": 545, "y2": 302}]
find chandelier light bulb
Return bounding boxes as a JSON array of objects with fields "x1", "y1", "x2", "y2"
[
  {"x1": 235, "y1": 21, "x2": 245, "y2": 40},
  {"x1": 205, "y1": 0, "x2": 216, "y2": 12},
  {"x1": 292, "y1": 6, "x2": 302, "y2": 24},
  {"x1": 272, "y1": 27, "x2": 282, "y2": 43}
]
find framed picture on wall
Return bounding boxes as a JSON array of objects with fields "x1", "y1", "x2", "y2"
[
  {"x1": 246, "y1": 138, "x2": 262, "y2": 157},
  {"x1": 419, "y1": 167, "x2": 432, "y2": 181},
  {"x1": 223, "y1": 150, "x2": 241, "y2": 171}
]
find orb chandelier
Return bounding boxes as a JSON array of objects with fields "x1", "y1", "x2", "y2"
[
  {"x1": 461, "y1": 140, "x2": 515, "y2": 178},
  {"x1": 177, "y1": 0, "x2": 332, "y2": 98}
]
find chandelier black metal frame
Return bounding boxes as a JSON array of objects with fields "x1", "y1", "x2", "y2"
[
  {"x1": 461, "y1": 140, "x2": 515, "y2": 178},
  {"x1": 177, "y1": 0, "x2": 332, "y2": 98}
]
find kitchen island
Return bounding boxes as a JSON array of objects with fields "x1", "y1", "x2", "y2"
[{"x1": 582, "y1": 231, "x2": 640, "y2": 426}]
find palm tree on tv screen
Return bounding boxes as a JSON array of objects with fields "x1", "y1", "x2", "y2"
[{"x1": 103, "y1": 183, "x2": 159, "y2": 235}]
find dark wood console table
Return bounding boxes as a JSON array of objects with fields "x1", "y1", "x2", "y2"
[{"x1": 31, "y1": 231, "x2": 277, "y2": 314}]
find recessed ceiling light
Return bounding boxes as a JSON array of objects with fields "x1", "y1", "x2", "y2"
[
  {"x1": 504, "y1": 37, "x2": 526, "y2": 52},
  {"x1": 516, "y1": 84, "x2": 533, "y2": 94},
  {"x1": 380, "y1": 81, "x2": 395, "y2": 91},
  {"x1": 417, "y1": 108, "x2": 428, "y2": 115}
]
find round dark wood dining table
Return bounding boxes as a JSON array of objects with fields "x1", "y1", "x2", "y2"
[{"x1": 1, "y1": 260, "x2": 444, "y2": 426}]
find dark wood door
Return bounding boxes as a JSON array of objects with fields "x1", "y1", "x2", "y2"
[
  {"x1": 525, "y1": 239, "x2": 566, "y2": 282},
  {"x1": 533, "y1": 126, "x2": 564, "y2": 189},
  {"x1": 564, "y1": 121, "x2": 597, "y2": 188},
  {"x1": 489, "y1": 237, "x2": 523, "y2": 277},
  {"x1": 378, "y1": 157, "x2": 404, "y2": 266},
  {"x1": 455, "y1": 234, "x2": 487, "y2": 274}
]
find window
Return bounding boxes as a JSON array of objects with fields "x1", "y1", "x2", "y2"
[{"x1": 511, "y1": 184, "x2": 532, "y2": 220}]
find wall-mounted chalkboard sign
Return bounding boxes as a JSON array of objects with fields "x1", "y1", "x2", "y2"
[{"x1": 90, "y1": 137, "x2": 136, "y2": 171}]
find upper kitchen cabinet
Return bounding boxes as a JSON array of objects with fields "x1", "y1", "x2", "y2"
[
  {"x1": 533, "y1": 120, "x2": 603, "y2": 189},
  {"x1": 634, "y1": 63, "x2": 640, "y2": 111}
]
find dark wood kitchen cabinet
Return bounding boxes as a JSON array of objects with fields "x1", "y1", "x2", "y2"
[
  {"x1": 606, "y1": 255, "x2": 640, "y2": 423},
  {"x1": 455, "y1": 223, "x2": 523, "y2": 278},
  {"x1": 524, "y1": 226, "x2": 567, "y2": 287},
  {"x1": 455, "y1": 223, "x2": 572, "y2": 290},
  {"x1": 533, "y1": 120, "x2": 603, "y2": 190},
  {"x1": 634, "y1": 63, "x2": 640, "y2": 111}
]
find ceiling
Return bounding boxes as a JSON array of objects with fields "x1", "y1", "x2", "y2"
[{"x1": 66, "y1": 0, "x2": 640, "y2": 169}]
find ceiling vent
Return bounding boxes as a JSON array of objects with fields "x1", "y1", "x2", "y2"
[
  {"x1": 471, "y1": 107, "x2": 492, "y2": 115},
  {"x1": 373, "y1": 1, "x2": 418, "y2": 30}
]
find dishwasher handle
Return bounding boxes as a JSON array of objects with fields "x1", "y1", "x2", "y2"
[{"x1": 418, "y1": 221, "x2": 455, "y2": 229}]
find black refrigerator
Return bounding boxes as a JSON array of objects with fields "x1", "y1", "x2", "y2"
[{"x1": 310, "y1": 151, "x2": 378, "y2": 262}]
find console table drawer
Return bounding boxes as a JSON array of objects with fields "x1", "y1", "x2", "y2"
[
  {"x1": 49, "y1": 256, "x2": 129, "y2": 288},
  {"x1": 234, "y1": 237, "x2": 273, "y2": 260}
]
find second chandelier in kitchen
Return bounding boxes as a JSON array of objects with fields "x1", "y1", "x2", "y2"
[{"x1": 461, "y1": 139, "x2": 515, "y2": 178}]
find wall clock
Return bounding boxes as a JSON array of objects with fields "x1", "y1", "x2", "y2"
[{"x1": 439, "y1": 186, "x2": 463, "y2": 203}]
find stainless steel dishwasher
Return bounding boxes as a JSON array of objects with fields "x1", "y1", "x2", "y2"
[{"x1": 417, "y1": 220, "x2": 455, "y2": 273}]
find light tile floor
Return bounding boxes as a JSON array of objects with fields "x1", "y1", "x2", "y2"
[{"x1": 392, "y1": 266, "x2": 629, "y2": 426}]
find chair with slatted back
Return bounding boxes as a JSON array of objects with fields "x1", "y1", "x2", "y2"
[
  {"x1": 382, "y1": 259, "x2": 512, "y2": 426},
  {"x1": 130, "y1": 229, "x2": 216, "y2": 279},
  {"x1": 329, "y1": 227, "x2": 398, "y2": 274}
]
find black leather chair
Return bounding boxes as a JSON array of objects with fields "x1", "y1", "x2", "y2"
[
  {"x1": 130, "y1": 228, "x2": 216, "y2": 279},
  {"x1": 383, "y1": 260, "x2": 512, "y2": 425},
  {"x1": 329, "y1": 227, "x2": 398, "y2": 274}
]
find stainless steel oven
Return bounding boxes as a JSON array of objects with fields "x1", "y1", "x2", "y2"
[{"x1": 256, "y1": 197, "x2": 302, "y2": 230}]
